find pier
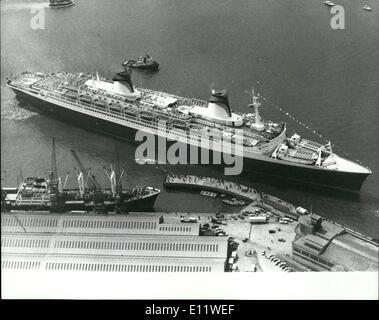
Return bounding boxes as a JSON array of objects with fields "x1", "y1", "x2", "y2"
[
  {"x1": 164, "y1": 174, "x2": 260, "y2": 202},
  {"x1": 164, "y1": 174, "x2": 304, "y2": 221}
]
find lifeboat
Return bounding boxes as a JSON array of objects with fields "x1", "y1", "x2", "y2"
[
  {"x1": 140, "y1": 111, "x2": 154, "y2": 121},
  {"x1": 94, "y1": 99, "x2": 106, "y2": 108},
  {"x1": 172, "y1": 120, "x2": 188, "y2": 130},
  {"x1": 109, "y1": 102, "x2": 121, "y2": 112},
  {"x1": 78, "y1": 95, "x2": 92, "y2": 105},
  {"x1": 124, "y1": 109, "x2": 137, "y2": 117}
]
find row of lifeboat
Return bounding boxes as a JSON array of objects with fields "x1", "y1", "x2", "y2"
[{"x1": 74, "y1": 94, "x2": 256, "y2": 143}]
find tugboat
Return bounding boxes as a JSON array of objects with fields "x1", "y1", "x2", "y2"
[
  {"x1": 324, "y1": 1, "x2": 335, "y2": 6},
  {"x1": 123, "y1": 54, "x2": 159, "y2": 71},
  {"x1": 49, "y1": 0, "x2": 75, "y2": 8}
]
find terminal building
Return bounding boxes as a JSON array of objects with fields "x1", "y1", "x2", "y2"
[
  {"x1": 1, "y1": 212, "x2": 228, "y2": 272},
  {"x1": 292, "y1": 214, "x2": 378, "y2": 271},
  {"x1": 1, "y1": 212, "x2": 200, "y2": 236}
]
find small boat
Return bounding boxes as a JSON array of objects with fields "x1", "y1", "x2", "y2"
[
  {"x1": 363, "y1": 5, "x2": 372, "y2": 11},
  {"x1": 135, "y1": 158, "x2": 157, "y2": 165},
  {"x1": 222, "y1": 198, "x2": 246, "y2": 206},
  {"x1": 200, "y1": 190, "x2": 218, "y2": 198},
  {"x1": 324, "y1": 1, "x2": 335, "y2": 6},
  {"x1": 49, "y1": 0, "x2": 75, "y2": 8},
  {"x1": 123, "y1": 54, "x2": 159, "y2": 71}
]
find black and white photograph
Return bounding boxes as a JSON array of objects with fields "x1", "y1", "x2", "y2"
[{"x1": 1, "y1": 0, "x2": 378, "y2": 301}]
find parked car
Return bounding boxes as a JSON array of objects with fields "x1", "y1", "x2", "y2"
[
  {"x1": 230, "y1": 242, "x2": 239, "y2": 249},
  {"x1": 245, "y1": 250, "x2": 254, "y2": 257},
  {"x1": 242, "y1": 238, "x2": 249, "y2": 243},
  {"x1": 278, "y1": 238, "x2": 286, "y2": 242},
  {"x1": 211, "y1": 218, "x2": 222, "y2": 224},
  {"x1": 238, "y1": 215, "x2": 245, "y2": 220}
]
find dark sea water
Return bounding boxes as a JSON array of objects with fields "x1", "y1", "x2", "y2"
[{"x1": 1, "y1": 0, "x2": 378, "y2": 237}]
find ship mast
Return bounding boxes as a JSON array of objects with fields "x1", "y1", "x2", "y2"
[
  {"x1": 114, "y1": 141, "x2": 124, "y2": 195},
  {"x1": 49, "y1": 138, "x2": 59, "y2": 194},
  {"x1": 247, "y1": 88, "x2": 265, "y2": 131}
]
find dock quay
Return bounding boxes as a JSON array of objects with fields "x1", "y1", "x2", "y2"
[
  {"x1": 164, "y1": 174, "x2": 305, "y2": 221},
  {"x1": 164, "y1": 174, "x2": 260, "y2": 202}
]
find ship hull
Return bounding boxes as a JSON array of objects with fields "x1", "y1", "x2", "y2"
[
  {"x1": 11, "y1": 88, "x2": 369, "y2": 192},
  {"x1": 129, "y1": 62, "x2": 159, "y2": 71},
  {"x1": 123, "y1": 192, "x2": 160, "y2": 212},
  {"x1": 1, "y1": 190, "x2": 159, "y2": 213}
]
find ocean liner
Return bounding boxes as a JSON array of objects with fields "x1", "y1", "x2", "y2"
[{"x1": 6, "y1": 61, "x2": 371, "y2": 191}]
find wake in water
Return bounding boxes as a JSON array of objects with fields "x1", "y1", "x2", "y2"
[
  {"x1": 1, "y1": 107, "x2": 38, "y2": 121},
  {"x1": 1, "y1": 87, "x2": 37, "y2": 121}
]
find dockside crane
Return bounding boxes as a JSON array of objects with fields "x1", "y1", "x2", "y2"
[
  {"x1": 70, "y1": 149, "x2": 102, "y2": 191},
  {"x1": 49, "y1": 138, "x2": 59, "y2": 194},
  {"x1": 49, "y1": 138, "x2": 67, "y2": 212},
  {"x1": 103, "y1": 142, "x2": 125, "y2": 212},
  {"x1": 70, "y1": 149, "x2": 106, "y2": 213},
  {"x1": 114, "y1": 141, "x2": 124, "y2": 195}
]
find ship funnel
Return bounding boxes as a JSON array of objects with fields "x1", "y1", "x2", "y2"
[
  {"x1": 113, "y1": 65, "x2": 134, "y2": 92},
  {"x1": 190, "y1": 89, "x2": 243, "y2": 126},
  {"x1": 208, "y1": 89, "x2": 232, "y2": 117}
]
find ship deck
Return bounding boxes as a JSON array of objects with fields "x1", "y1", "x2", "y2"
[{"x1": 10, "y1": 72, "x2": 285, "y2": 150}]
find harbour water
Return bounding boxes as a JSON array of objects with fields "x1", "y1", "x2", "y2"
[{"x1": 1, "y1": 0, "x2": 378, "y2": 237}]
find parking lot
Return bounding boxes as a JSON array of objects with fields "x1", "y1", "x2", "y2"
[
  {"x1": 224, "y1": 216, "x2": 297, "y2": 272},
  {"x1": 160, "y1": 211, "x2": 298, "y2": 272}
]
